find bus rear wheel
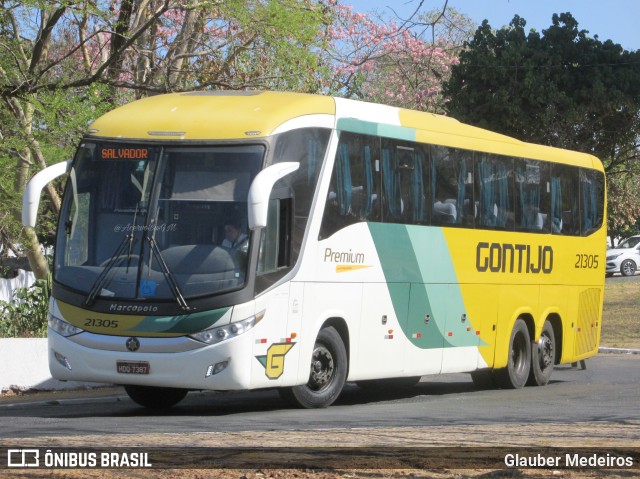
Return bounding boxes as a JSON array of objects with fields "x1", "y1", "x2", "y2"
[
  {"x1": 495, "y1": 318, "x2": 531, "y2": 389},
  {"x1": 527, "y1": 321, "x2": 555, "y2": 386},
  {"x1": 279, "y1": 326, "x2": 347, "y2": 408},
  {"x1": 124, "y1": 385, "x2": 188, "y2": 409}
]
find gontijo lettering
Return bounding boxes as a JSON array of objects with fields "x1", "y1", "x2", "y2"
[{"x1": 476, "y1": 242, "x2": 553, "y2": 274}]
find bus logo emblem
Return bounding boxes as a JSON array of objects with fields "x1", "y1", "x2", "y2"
[
  {"x1": 255, "y1": 343, "x2": 295, "y2": 379},
  {"x1": 126, "y1": 337, "x2": 140, "y2": 352}
]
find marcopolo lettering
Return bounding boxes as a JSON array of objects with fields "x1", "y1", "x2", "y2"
[
  {"x1": 109, "y1": 303, "x2": 159, "y2": 313},
  {"x1": 476, "y1": 242, "x2": 553, "y2": 274}
]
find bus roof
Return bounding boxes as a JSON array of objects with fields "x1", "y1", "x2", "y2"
[
  {"x1": 87, "y1": 90, "x2": 603, "y2": 172},
  {"x1": 88, "y1": 91, "x2": 335, "y2": 141}
]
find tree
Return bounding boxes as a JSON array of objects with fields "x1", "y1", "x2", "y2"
[
  {"x1": 445, "y1": 14, "x2": 640, "y2": 163},
  {"x1": 326, "y1": 2, "x2": 474, "y2": 112},
  {"x1": 444, "y1": 12, "x2": 640, "y2": 234},
  {"x1": 0, "y1": 0, "x2": 333, "y2": 278}
]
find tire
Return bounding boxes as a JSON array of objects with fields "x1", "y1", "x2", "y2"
[
  {"x1": 357, "y1": 376, "x2": 421, "y2": 391},
  {"x1": 470, "y1": 369, "x2": 496, "y2": 389},
  {"x1": 527, "y1": 321, "x2": 555, "y2": 386},
  {"x1": 494, "y1": 318, "x2": 531, "y2": 389},
  {"x1": 124, "y1": 385, "x2": 188, "y2": 409},
  {"x1": 279, "y1": 326, "x2": 347, "y2": 408},
  {"x1": 620, "y1": 259, "x2": 637, "y2": 276}
]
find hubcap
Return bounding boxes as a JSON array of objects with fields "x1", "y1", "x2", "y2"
[
  {"x1": 308, "y1": 345, "x2": 334, "y2": 392},
  {"x1": 538, "y1": 334, "x2": 554, "y2": 368}
]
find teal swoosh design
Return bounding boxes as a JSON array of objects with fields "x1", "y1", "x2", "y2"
[
  {"x1": 127, "y1": 307, "x2": 230, "y2": 334},
  {"x1": 368, "y1": 222, "x2": 485, "y2": 348}
]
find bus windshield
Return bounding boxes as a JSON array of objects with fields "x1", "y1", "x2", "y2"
[{"x1": 55, "y1": 141, "x2": 264, "y2": 303}]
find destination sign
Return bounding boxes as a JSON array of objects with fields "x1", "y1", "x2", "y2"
[{"x1": 99, "y1": 146, "x2": 151, "y2": 160}]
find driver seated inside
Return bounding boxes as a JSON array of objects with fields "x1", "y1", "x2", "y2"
[{"x1": 222, "y1": 221, "x2": 248, "y2": 252}]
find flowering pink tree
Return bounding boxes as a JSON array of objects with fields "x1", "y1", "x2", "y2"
[
  {"x1": 327, "y1": 2, "x2": 474, "y2": 112},
  {"x1": 0, "y1": 0, "x2": 334, "y2": 277}
]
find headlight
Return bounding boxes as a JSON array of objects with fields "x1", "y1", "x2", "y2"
[
  {"x1": 189, "y1": 310, "x2": 264, "y2": 345},
  {"x1": 606, "y1": 253, "x2": 623, "y2": 261},
  {"x1": 48, "y1": 313, "x2": 84, "y2": 337}
]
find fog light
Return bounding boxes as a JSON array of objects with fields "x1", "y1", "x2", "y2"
[
  {"x1": 54, "y1": 351, "x2": 72, "y2": 371},
  {"x1": 205, "y1": 360, "x2": 229, "y2": 378}
]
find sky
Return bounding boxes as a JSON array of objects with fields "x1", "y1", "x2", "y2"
[{"x1": 345, "y1": 0, "x2": 640, "y2": 51}]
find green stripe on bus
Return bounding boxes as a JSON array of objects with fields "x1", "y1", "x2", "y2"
[
  {"x1": 337, "y1": 119, "x2": 416, "y2": 141},
  {"x1": 368, "y1": 223, "x2": 484, "y2": 348},
  {"x1": 127, "y1": 307, "x2": 230, "y2": 334}
]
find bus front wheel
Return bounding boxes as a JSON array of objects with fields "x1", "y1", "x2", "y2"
[
  {"x1": 279, "y1": 326, "x2": 347, "y2": 408},
  {"x1": 124, "y1": 385, "x2": 188, "y2": 409},
  {"x1": 495, "y1": 318, "x2": 531, "y2": 389}
]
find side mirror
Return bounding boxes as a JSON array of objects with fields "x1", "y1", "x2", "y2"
[
  {"x1": 248, "y1": 162, "x2": 299, "y2": 230},
  {"x1": 22, "y1": 160, "x2": 72, "y2": 228}
]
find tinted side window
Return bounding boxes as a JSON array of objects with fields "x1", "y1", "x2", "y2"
[
  {"x1": 580, "y1": 169, "x2": 605, "y2": 236},
  {"x1": 272, "y1": 128, "x2": 330, "y2": 260},
  {"x1": 381, "y1": 140, "x2": 429, "y2": 224},
  {"x1": 514, "y1": 158, "x2": 550, "y2": 233},
  {"x1": 475, "y1": 153, "x2": 515, "y2": 230},
  {"x1": 551, "y1": 164, "x2": 580, "y2": 236},
  {"x1": 319, "y1": 132, "x2": 380, "y2": 239},
  {"x1": 431, "y1": 147, "x2": 474, "y2": 227}
]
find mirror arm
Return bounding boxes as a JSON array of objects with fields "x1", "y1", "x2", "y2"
[
  {"x1": 22, "y1": 160, "x2": 72, "y2": 228},
  {"x1": 248, "y1": 162, "x2": 299, "y2": 230}
]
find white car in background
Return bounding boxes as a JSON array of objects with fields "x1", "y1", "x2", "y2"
[{"x1": 606, "y1": 235, "x2": 640, "y2": 277}]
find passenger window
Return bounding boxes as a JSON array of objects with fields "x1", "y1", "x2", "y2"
[
  {"x1": 580, "y1": 169, "x2": 605, "y2": 236},
  {"x1": 475, "y1": 153, "x2": 514, "y2": 230},
  {"x1": 551, "y1": 164, "x2": 580, "y2": 236},
  {"x1": 514, "y1": 159, "x2": 549, "y2": 233},
  {"x1": 432, "y1": 147, "x2": 473, "y2": 227},
  {"x1": 319, "y1": 132, "x2": 380, "y2": 238},
  {"x1": 381, "y1": 140, "x2": 429, "y2": 224}
]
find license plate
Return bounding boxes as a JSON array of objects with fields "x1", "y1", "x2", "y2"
[{"x1": 116, "y1": 361, "x2": 150, "y2": 375}]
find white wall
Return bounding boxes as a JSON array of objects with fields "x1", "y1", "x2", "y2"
[
  {"x1": 0, "y1": 338, "x2": 106, "y2": 392},
  {"x1": 0, "y1": 269, "x2": 36, "y2": 303}
]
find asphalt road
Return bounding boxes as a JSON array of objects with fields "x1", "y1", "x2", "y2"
[{"x1": 1, "y1": 353, "x2": 638, "y2": 440}]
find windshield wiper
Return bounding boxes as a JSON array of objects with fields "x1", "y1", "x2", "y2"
[
  {"x1": 84, "y1": 203, "x2": 141, "y2": 308},
  {"x1": 84, "y1": 233, "x2": 131, "y2": 307},
  {"x1": 146, "y1": 235, "x2": 192, "y2": 312}
]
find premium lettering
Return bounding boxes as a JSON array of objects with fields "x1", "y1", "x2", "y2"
[
  {"x1": 324, "y1": 248, "x2": 365, "y2": 264},
  {"x1": 476, "y1": 242, "x2": 553, "y2": 274}
]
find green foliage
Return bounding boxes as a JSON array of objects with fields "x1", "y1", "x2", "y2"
[
  {"x1": 444, "y1": 13, "x2": 640, "y2": 168},
  {"x1": 0, "y1": 276, "x2": 51, "y2": 338},
  {"x1": 444, "y1": 13, "x2": 640, "y2": 234}
]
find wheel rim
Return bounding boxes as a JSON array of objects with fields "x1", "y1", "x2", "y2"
[
  {"x1": 308, "y1": 344, "x2": 335, "y2": 392},
  {"x1": 622, "y1": 261, "x2": 636, "y2": 275},
  {"x1": 538, "y1": 333, "x2": 554, "y2": 369}
]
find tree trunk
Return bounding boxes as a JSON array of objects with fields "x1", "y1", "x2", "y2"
[{"x1": 22, "y1": 227, "x2": 50, "y2": 280}]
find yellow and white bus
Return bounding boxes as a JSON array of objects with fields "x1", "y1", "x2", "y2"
[{"x1": 23, "y1": 91, "x2": 606, "y2": 408}]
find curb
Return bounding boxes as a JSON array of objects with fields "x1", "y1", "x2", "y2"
[{"x1": 598, "y1": 347, "x2": 640, "y2": 355}]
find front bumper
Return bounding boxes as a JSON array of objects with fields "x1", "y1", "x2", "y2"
[{"x1": 47, "y1": 328, "x2": 254, "y2": 390}]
